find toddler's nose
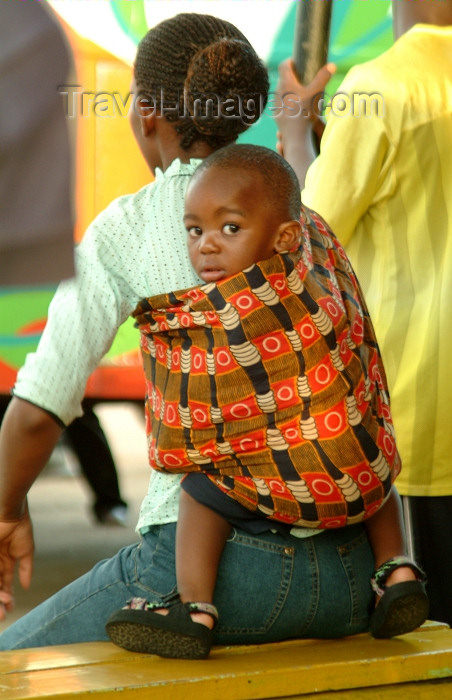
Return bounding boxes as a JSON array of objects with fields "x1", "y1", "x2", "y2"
[{"x1": 199, "y1": 231, "x2": 220, "y2": 253}]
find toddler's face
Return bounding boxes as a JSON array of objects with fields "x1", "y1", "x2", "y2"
[{"x1": 184, "y1": 166, "x2": 284, "y2": 283}]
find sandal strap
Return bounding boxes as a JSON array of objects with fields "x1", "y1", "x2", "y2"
[
  {"x1": 371, "y1": 556, "x2": 427, "y2": 597},
  {"x1": 123, "y1": 597, "x2": 149, "y2": 611},
  {"x1": 187, "y1": 601, "x2": 219, "y2": 625},
  {"x1": 146, "y1": 591, "x2": 181, "y2": 612},
  {"x1": 123, "y1": 594, "x2": 219, "y2": 626}
]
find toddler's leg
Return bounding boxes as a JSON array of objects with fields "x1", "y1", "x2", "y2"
[
  {"x1": 176, "y1": 489, "x2": 232, "y2": 628},
  {"x1": 366, "y1": 488, "x2": 415, "y2": 582},
  {"x1": 365, "y1": 488, "x2": 428, "y2": 638}
]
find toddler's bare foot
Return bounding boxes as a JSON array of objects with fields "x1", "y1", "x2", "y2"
[
  {"x1": 152, "y1": 604, "x2": 214, "y2": 629},
  {"x1": 188, "y1": 611, "x2": 215, "y2": 629},
  {"x1": 374, "y1": 564, "x2": 418, "y2": 607},
  {"x1": 384, "y1": 565, "x2": 417, "y2": 587}
]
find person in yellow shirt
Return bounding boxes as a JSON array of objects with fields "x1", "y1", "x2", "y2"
[{"x1": 275, "y1": 0, "x2": 452, "y2": 625}]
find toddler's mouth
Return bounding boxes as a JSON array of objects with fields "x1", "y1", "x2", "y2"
[{"x1": 200, "y1": 266, "x2": 225, "y2": 282}]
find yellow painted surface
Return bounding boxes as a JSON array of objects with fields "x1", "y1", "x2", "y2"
[
  {"x1": 287, "y1": 681, "x2": 452, "y2": 699},
  {"x1": 61, "y1": 21, "x2": 150, "y2": 242},
  {"x1": 0, "y1": 624, "x2": 451, "y2": 699}
]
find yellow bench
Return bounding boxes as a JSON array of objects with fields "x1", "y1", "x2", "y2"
[{"x1": 0, "y1": 622, "x2": 451, "y2": 699}]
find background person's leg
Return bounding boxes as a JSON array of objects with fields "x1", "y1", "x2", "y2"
[
  {"x1": 407, "y1": 495, "x2": 452, "y2": 627},
  {"x1": 64, "y1": 403, "x2": 128, "y2": 525}
]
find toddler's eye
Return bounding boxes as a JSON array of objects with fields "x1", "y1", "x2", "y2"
[
  {"x1": 187, "y1": 226, "x2": 202, "y2": 237},
  {"x1": 222, "y1": 223, "x2": 240, "y2": 236}
]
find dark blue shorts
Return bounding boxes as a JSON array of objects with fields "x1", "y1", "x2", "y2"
[{"x1": 181, "y1": 472, "x2": 292, "y2": 536}]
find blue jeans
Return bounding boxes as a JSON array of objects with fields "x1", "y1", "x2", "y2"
[{"x1": 0, "y1": 522, "x2": 374, "y2": 649}]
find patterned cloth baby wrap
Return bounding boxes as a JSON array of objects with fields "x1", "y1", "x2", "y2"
[{"x1": 133, "y1": 207, "x2": 401, "y2": 529}]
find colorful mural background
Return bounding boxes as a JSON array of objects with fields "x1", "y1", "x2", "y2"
[{"x1": 0, "y1": 0, "x2": 393, "y2": 401}]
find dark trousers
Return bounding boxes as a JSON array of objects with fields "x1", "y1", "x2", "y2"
[
  {"x1": 405, "y1": 495, "x2": 452, "y2": 627},
  {"x1": 64, "y1": 401, "x2": 127, "y2": 515}
]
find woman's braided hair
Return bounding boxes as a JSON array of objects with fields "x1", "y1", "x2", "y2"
[{"x1": 134, "y1": 13, "x2": 269, "y2": 150}]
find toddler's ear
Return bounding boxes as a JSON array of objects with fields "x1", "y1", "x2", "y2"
[{"x1": 274, "y1": 220, "x2": 302, "y2": 253}]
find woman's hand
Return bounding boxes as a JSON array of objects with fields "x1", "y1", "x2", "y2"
[
  {"x1": 0, "y1": 510, "x2": 34, "y2": 619},
  {"x1": 0, "y1": 398, "x2": 61, "y2": 620}
]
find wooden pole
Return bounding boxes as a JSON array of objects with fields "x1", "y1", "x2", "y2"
[{"x1": 293, "y1": 0, "x2": 333, "y2": 84}]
